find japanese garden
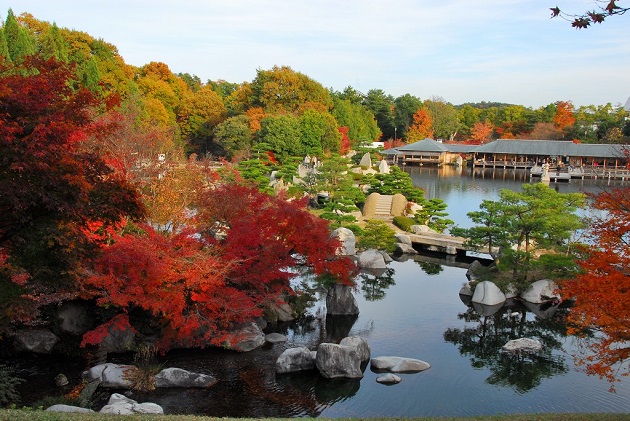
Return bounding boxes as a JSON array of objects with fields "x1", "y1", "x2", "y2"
[{"x1": 1, "y1": 7, "x2": 630, "y2": 418}]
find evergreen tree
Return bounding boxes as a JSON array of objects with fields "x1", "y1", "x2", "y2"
[
  {"x1": 12, "y1": 27, "x2": 37, "y2": 64},
  {"x1": 40, "y1": 23, "x2": 69, "y2": 62},
  {"x1": 3, "y1": 8, "x2": 19, "y2": 61},
  {"x1": 0, "y1": 27, "x2": 10, "y2": 63}
]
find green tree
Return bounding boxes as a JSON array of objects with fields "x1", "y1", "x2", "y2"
[
  {"x1": 0, "y1": 26, "x2": 11, "y2": 63},
  {"x1": 394, "y1": 93, "x2": 423, "y2": 139},
  {"x1": 455, "y1": 183, "x2": 585, "y2": 292},
  {"x1": 424, "y1": 98, "x2": 460, "y2": 141},
  {"x1": 299, "y1": 109, "x2": 341, "y2": 155},
  {"x1": 259, "y1": 114, "x2": 302, "y2": 161},
  {"x1": 331, "y1": 97, "x2": 381, "y2": 145},
  {"x1": 364, "y1": 89, "x2": 395, "y2": 140},
  {"x1": 40, "y1": 22, "x2": 69, "y2": 62},
  {"x1": 414, "y1": 198, "x2": 453, "y2": 233},
  {"x1": 213, "y1": 115, "x2": 253, "y2": 160}
]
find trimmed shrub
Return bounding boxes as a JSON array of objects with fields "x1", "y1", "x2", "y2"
[{"x1": 393, "y1": 216, "x2": 415, "y2": 232}]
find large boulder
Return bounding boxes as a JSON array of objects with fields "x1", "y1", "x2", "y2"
[
  {"x1": 331, "y1": 227, "x2": 356, "y2": 256},
  {"x1": 359, "y1": 152, "x2": 372, "y2": 168},
  {"x1": 357, "y1": 249, "x2": 387, "y2": 270},
  {"x1": 46, "y1": 404, "x2": 94, "y2": 413},
  {"x1": 99, "y1": 394, "x2": 163, "y2": 415},
  {"x1": 339, "y1": 336, "x2": 371, "y2": 362},
  {"x1": 84, "y1": 363, "x2": 135, "y2": 388},
  {"x1": 378, "y1": 160, "x2": 390, "y2": 174},
  {"x1": 471, "y1": 281, "x2": 506, "y2": 306},
  {"x1": 13, "y1": 329, "x2": 59, "y2": 354},
  {"x1": 466, "y1": 260, "x2": 484, "y2": 282},
  {"x1": 394, "y1": 233, "x2": 412, "y2": 245},
  {"x1": 223, "y1": 321, "x2": 265, "y2": 352},
  {"x1": 326, "y1": 284, "x2": 360, "y2": 316},
  {"x1": 520, "y1": 279, "x2": 559, "y2": 304},
  {"x1": 315, "y1": 343, "x2": 363, "y2": 379},
  {"x1": 370, "y1": 356, "x2": 430, "y2": 373},
  {"x1": 276, "y1": 347, "x2": 316, "y2": 374},
  {"x1": 155, "y1": 368, "x2": 217, "y2": 388}
]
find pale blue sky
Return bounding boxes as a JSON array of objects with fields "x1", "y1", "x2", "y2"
[{"x1": 4, "y1": 0, "x2": 630, "y2": 108}]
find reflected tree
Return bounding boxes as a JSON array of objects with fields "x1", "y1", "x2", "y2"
[
  {"x1": 416, "y1": 261, "x2": 443, "y2": 275},
  {"x1": 359, "y1": 268, "x2": 396, "y2": 301},
  {"x1": 444, "y1": 303, "x2": 569, "y2": 392}
]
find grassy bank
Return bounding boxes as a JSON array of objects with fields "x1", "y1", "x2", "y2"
[{"x1": 1, "y1": 410, "x2": 630, "y2": 421}]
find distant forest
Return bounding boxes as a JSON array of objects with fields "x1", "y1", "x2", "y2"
[{"x1": 2, "y1": 8, "x2": 629, "y2": 162}]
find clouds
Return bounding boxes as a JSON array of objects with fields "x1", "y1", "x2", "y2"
[{"x1": 5, "y1": 0, "x2": 629, "y2": 107}]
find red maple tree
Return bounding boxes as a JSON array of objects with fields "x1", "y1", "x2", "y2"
[
  {"x1": 0, "y1": 57, "x2": 144, "y2": 330},
  {"x1": 560, "y1": 186, "x2": 630, "y2": 388}
]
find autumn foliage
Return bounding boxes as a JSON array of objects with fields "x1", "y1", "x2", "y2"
[
  {"x1": 560, "y1": 186, "x2": 630, "y2": 387},
  {"x1": 83, "y1": 180, "x2": 354, "y2": 350},
  {"x1": 406, "y1": 108, "x2": 434, "y2": 143}
]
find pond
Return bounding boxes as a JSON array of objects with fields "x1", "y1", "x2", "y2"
[{"x1": 10, "y1": 166, "x2": 630, "y2": 417}]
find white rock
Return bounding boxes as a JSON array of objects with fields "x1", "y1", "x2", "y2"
[
  {"x1": 265, "y1": 332, "x2": 288, "y2": 344},
  {"x1": 358, "y1": 249, "x2": 387, "y2": 269},
  {"x1": 99, "y1": 394, "x2": 163, "y2": 415},
  {"x1": 370, "y1": 356, "x2": 430, "y2": 373},
  {"x1": 46, "y1": 404, "x2": 94, "y2": 413},
  {"x1": 276, "y1": 347, "x2": 316, "y2": 374},
  {"x1": 84, "y1": 363, "x2": 135, "y2": 388},
  {"x1": 521, "y1": 279, "x2": 559, "y2": 304},
  {"x1": 155, "y1": 367, "x2": 217, "y2": 388},
  {"x1": 471, "y1": 281, "x2": 506, "y2": 306}
]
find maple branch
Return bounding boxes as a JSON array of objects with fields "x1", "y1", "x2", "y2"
[{"x1": 551, "y1": 1, "x2": 629, "y2": 28}]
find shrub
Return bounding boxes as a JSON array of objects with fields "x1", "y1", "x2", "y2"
[
  {"x1": 357, "y1": 220, "x2": 396, "y2": 253},
  {"x1": 0, "y1": 364, "x2": 24, "y2": 407},
  {"x1": 393, "y1": 216, "x2": 415, "y2": 232}
]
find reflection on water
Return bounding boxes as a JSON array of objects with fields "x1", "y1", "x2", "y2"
[
  {"x1": 359, "y1": 268, "x2": 396, "y2": 301},
  {"x1": 444, "y1": 300, "x2": 569, "y2": 394}
]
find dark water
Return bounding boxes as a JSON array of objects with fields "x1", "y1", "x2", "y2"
[{"x1": 9, "y1": 166, "x2": 630, "y2": 417}]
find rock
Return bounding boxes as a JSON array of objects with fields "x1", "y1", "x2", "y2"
[
  {"x1": 376, "y1": 373, "x2": 402, "y2": 384},
  {"x1": 471, "y1": 281, "x2": 506, "y2": 306},
  {"x1": 502, "y1": 338, "x2": 543, "y2": 354},
  {"x1": 223, "y1": 321, "x2": 265, "y2": 352},
  {"x1": 394, "y1": 233, "x2": 412, "y2": 245},
  {"x1": 55, "y1": 373, "x2": 68, "y2": 386},
  {"x1": 99, "y1": 393, "x2": 163, "y2": 415},
  {"x1": 380, "y1": 250, "x2": 394, "y2": 263},
  {"x1": 522, "y1": 300, "x2": 559, "y2": 320},
  {"x1": 339, "y1": 336, "x2": 371, "y2": 362},
  {"x1": 326, "y1": 284, "x2": 360, "y2": 316},
  {"x1": 357, "y1": 249, "x2": 387, "y2": 270},
  {"x1": 155, "y1": 367, "x2": 217, "y2": 388},
  {"x1": 409, "y1": 224, "x2": 437, "y2": 234},
  {"x1": 331, "y1": 227, "x2": 356, "y2": 256},
  {"x1": 378, "y1": 160, "x2": 390, "y2": 174},
  {"x1": 265, "y1": 332, "x2": 288, "y2": 344},
  {"x1": 520, "y1": 279, "x2": 559, "y2": 304},
  {"x1": 265, "y1": 298, "x2": 295, "y2": 322},
  {"x1": 46, "y1": 404, "x2": 94, "y2": 413},
  {"x1": 459, "y1": 282, "x2": 472, "y2": 296},
  {"x1": 390, "y1": 194, "x2": 408, "y2": 217},
  {"x1": 276, "y1": 347, "x2": 316, "y2": 374},
  {"x1": 315, "y1": 343, "x2": 363, "y2": 379},
  {"x1": 466, "y1": 260, "x2": 483, "y2": 281},
  {"x1": 14, "y1": 329, "x2": 59, "y2": 354},
  {"x1": 84, "y1": 363, "x2": 135, "y2": 388},
  {"x1": 504, "y1": 284, "x2": 518, "y2": 299},
  {"x1": 446, "y1": 245, "x2": 457, "y2": 255},
  {"x1": 99, "y1": 324, "x2": 136, "y2": 354},
  {"x1": 56, "y1": 301, "x2": 93, "y2": 335},
  {"x1": 370, "y1": 356, "x2": 430, "y2": 373},
  {"x1": 359, "y1": 152, "x2": 372, "y2": 168},
  {"x1": 395, "y1": 243, "x2": 418, "y2": 255}
]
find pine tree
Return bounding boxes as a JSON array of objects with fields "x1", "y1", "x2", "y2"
[
  {"x1": 40, "y1": 23, "x2": 69, "y2": 62},
  {"x1": 3, "y1": 8, "x2": 19, "y2": 61}
]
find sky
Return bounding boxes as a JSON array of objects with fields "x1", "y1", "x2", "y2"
[{"x1": 3, "y1": 0, "x2": 630, "y2": 108}]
